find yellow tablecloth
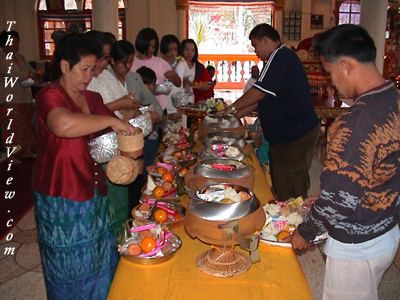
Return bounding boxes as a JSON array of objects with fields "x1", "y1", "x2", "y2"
[
  {"x1": 107, "y1": 144, "x2": 312, "y2": 300},
  {"x1": 108, "y1": 225, "x2": 312, "y2": 300}
]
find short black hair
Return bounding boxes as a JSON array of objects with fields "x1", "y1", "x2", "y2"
[
  {"x1": 312, "y1": 24, "x2": 376, "y2": 63},
  {"x1": 110, "y1": 40, "x2": 135, "y2": 61},
  {"x1": 86, "y1": 30, "x2": 114, "y2": 49},
  {"x1": 136, "y1": 66, "x2": 157, "y2": 85},
  {"x1": 0, "y1": 30, "x2": 19, "y2": 48},
  {"x1": 51, "y1": 33, "x2": 101, "y2": 80},
  {"x1": 249, "y1": 23, "x2": 280, "y2": 42},
  {"x1": 160, "y1": 34, "x2": 180, "y2": 55},
  {"x1": 135, "y1": 27, "x2": 159, "y2": 56},
  {"x1": 104, "y1": 32, "x2": 116, "y2": 44}
]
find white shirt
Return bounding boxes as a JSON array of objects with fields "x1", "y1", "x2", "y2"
[
  {"x1": 87, "y1": 69, "x2": 127, "y2": 119},
  {"x1": 166, "y1": 59, "x2": 191, "y2": 114},
  {"x1": 243, "y1": 77, "x2": 257, "y2": 93}
]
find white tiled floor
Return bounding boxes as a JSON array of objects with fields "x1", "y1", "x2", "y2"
[{"x1": 1, "y1": 144, "x2": 399, "y2": 300}]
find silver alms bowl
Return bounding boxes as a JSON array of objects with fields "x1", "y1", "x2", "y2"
[
  {"x1": 88, "y1": 114, "x2": 153, "y2": 163},
  {"x1": 201, "y1": 113, "x2": 242, "y2": 129},
  {"x1": 155, "y1": 83, "x2": 172, "y2": 95},
  {"x1": 200, "y1": 143, "x2": 245, "y2": 161},
  {"x1": 204, "y1": 131, "x2": 245, "y2": 148},
  {"x1": 88, "y1": 131, "x2": 118, "y2": 164},
  {"x1": 194, "y1": 158, "x2": 251, "y2": 179},
  {"x1": 128, "y1": 113, "x2": 153, "y2": 137},
  {"x1": 190, "y1": 183, "x2": 261, "y2": 221}
]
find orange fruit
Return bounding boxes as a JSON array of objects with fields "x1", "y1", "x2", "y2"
[
  {"x1": 178, "y1": 167, "x2": 188, "y2": 177},
  {"x1": 162, "y1": 172, "x2": 173, "y2": 183},
  {"x1": 152, "y1": 186, "x2": 165, "y2": 199},
  {"x1": 140, "y1": 237, "x2": 156, "y2": 253},
  {"x1": 156, "y1": 167, "x2": 167, "y2": 175},
  {"x1": 153, "y1": 209, "x2": 168, "y2": 223},
  {"x1": 127, "y1": 243, "x2": 141, "y2": 256},
  {"x1": 276, "y1": 230, "x2": 291, "y2": 241}
]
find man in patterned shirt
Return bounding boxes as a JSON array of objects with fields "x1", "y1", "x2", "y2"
[{"x1": 290, "y1": 24, "x2": 400, "y2": 300}]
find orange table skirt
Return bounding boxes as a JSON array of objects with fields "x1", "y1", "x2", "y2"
[{"x1": 107, "y1": 144, "x2": 312, "y2": 300}]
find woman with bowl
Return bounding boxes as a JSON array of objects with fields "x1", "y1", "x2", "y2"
[
  {"x1": 32, "y1": 33, "x2": 135, "y2": 300},
  {"x1": 178, "y1": 39, "x2": 214, "y2": 103}
]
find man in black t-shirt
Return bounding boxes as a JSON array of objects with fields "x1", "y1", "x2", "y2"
[{"x1": 225, "y1": 23, "x2": 320, "y2": 200}]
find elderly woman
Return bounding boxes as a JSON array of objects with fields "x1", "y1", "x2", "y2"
[{"x1": 32, "y1": 33, "x2": 135, "y2": 300}]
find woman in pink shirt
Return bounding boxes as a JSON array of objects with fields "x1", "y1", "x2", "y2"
[{"x1": 130, "y1": 27, "x2": 181, "y2": 110}]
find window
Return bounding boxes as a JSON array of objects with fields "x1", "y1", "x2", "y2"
[
  {"x1": 188, "y1": 1, "x2": 275, "y2": 54},
  {"x1": 337, "y1": 0, "x2": 360, "y2": 25},
  {"x1": 37, "y1": 0, "x2": 125, "y2": 59}
]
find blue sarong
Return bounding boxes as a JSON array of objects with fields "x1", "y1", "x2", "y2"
[{"x1": 33, "y1": 191, "x2": 118, "y2": 300}]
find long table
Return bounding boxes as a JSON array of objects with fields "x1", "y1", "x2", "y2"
[{"x1": 107, "y1": 146, "x2": 313, "y2": 300}]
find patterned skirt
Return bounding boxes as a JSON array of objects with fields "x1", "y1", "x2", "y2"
[{"x1": 33, "y1": 191, "x2": 118, "y2": 300}]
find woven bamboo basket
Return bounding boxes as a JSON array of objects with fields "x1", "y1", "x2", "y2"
[
  {"x1": 117, "y1": 128, "x2": 144, "y2": 159},
  {"x1": 106, "y1": 156, "x2": 139, "y2": 185}
]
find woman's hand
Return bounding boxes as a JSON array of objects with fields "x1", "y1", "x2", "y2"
[
  {"x1": 110, "y1": 118, "x2": 135, "y2": 135},
  {"x1": 165, "y1": 70, "x2": 181, "y2": 87}
]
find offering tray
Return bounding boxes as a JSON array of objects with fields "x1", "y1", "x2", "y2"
[
  {"x1": 204, "y1": 131, "x2": 245, "y2": 148},
  {"x1": 200, "y1": 143, "x2": 245, "y2": 161},
  {"x1": 132, "y1": 197, "x2": 185, "y2": 227},
  {"x1": 259, "y1": 197, "x2": 328, "y2": 247},
  {"x1": 117, "y1": 219, "x2": 181, "y2": 265},
  {"x1": 159, "y1": 146, "x2": 198, "y2": 168}
]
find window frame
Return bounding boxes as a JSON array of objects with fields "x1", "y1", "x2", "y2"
[
  {"x1": 37, "y1": 0, "x2": 126, "y2": 60},
  {"x1": 335, "y1": 0, "x2": 361, "y2": 25}
]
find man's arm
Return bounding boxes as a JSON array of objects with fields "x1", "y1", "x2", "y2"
[{"x1": 225, "y1": 87, "x2": 265, "y2": 114}]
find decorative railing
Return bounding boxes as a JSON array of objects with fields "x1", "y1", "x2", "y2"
[
  {"x1": 198, "y1": 54, "x2": 261, "y2": 90},
  {"x1": 198, "y1": 54, "x2": 330, "y2": 96}
]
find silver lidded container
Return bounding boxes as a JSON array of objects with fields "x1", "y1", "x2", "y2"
[{"x1": 191, "y1": 183, "x2": 262, "y2": 221}]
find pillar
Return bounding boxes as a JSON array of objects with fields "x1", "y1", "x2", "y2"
[
  {"x1": 176, "y1": 0, "x2": 188, "y2": 40},
  {"x1": 360, "y1": 0, "x2": 388, "y2": 74},
  {"x1": 92, "y1": 0, "x2": 119, "y2": 38}
]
